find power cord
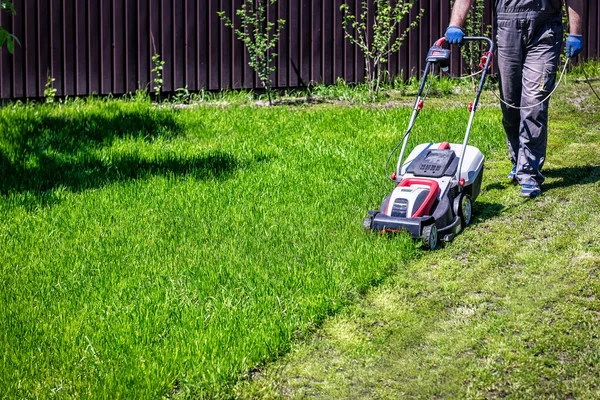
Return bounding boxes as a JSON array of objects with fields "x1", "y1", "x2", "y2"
[
  {"x1": 488, "y1": 58, "x2": 600, "y2": 107},
  {"x1": 489, "y1": 59, "x2": 571, "y2": 110},
  {"x1": 582, "y1": 66, "x2": 600, "y2": 103}
]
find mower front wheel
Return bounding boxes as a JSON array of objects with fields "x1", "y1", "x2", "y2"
[
  {"x1": 459, "y1": 194, "x2": 472, "y2": 226},
  {"x1": 422, "y1": 224, "x2": 438, "y2": 250}
]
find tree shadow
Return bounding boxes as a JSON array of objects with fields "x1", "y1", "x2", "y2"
[
  {"x1": 1, "y1": 150, "x2": 245, "y2": 210},
  {"x1": 1, "y1": 103, "x2": 181, "y2": 156},
  {"x1": 1, "y1": 151, "x2": 241, "y2": 194},
  {"x1": 0, "y1": 104, "x2": 255, "y2": 208}
]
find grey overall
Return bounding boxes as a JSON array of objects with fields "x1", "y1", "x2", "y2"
[{"x1": 495, "y1": 0, "x2": 563, "y2": 185}]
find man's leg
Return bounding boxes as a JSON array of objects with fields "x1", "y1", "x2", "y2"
[
  {"x1": 517, "y1": 18, "x2": 563, "y2": 186},
  {"x1": 496, "y1": 19, "x2": 524, "y2": 169}
]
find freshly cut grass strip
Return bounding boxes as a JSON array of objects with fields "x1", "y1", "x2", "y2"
[{"x1": 235, "y1": 82, "x2": 600, "y2": 399}]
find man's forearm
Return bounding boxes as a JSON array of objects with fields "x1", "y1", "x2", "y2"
[
  {"x1": 449, "y1": 0, "x2": 474, "y2": 27},
  {"x1": 567, "y1": 0, "x2": 583, "y2": 35}
]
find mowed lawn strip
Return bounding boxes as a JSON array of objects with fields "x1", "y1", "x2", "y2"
[
  {"x1": 236, "y1": 81, "x2": 600, "y2": 398},
  {"x1": 0, "y1": 99, "x2": 505, "y2": 398}
]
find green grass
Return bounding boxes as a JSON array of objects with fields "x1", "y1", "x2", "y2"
[
  {"x1": 3, "y1": 65, "x2": 598, "y2": 398},
  {"x1": 0, "y1": 94, "x2": 505, "y2": 398},
  {"x1": 234, "y1": 80, "x2": 600, "y2": 398},
  {"x1": 569, "y1": 58, "x2": 600, "y2": 77}
]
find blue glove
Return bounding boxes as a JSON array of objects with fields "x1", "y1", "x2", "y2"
[
  {"x1": 445, "y1": 26, "x2": 464, "y2": 45},
  {"x1": 566, "y1": 34, "x2": 583, "y2": 58}
]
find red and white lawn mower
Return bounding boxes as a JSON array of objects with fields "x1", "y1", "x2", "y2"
[{"x1": 363, "y1": 36, "x2": 494, "y2": 250}]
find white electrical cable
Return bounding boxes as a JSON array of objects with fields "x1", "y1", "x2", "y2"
[
  {"x1": 582, "y1": 66, "x2": 600, "y2": 103},
  {"x1": 452, "y1": 69, "x2": 483, "y2": 80},
  {"x1": 489, "y1": 59, "x2": 570, "y2": 110}
]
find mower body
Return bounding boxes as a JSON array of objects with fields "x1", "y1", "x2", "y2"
[
  {"x1": 362, "y1": 36, "x2": 494, "y2": 249},
  {"x1": 367, "y1": 142, "x2": 484, "y2": 243}
]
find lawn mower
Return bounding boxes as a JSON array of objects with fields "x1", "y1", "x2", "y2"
[{"x1": 362, "y1": 36, "x2": 494, "y2": 250}]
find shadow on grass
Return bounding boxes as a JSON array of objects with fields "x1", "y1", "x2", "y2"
[
  {"x1": 482, "y1": 165, "x2": 600, "y2": 193},
  {"x1": 0, "y1": 103, "x2": 182, "y2": 154},
  {"x1": 0, "y1": 151, "x2": 241, "y2": 194},
  {"x1": 472, "y1": 201, "x2": 505, "y2": 224},
  {"x1": 1, "y1": 151, "x2": 245, "y2": 210},
  {"x1": 543, "y1": 165, "x2": 600, "y2": 190},
  {"x1": 483, "y1": 182, "x2": 511, "y2": 192},
  {"x1": 0, "y1": 104, "x2": 253, "y2": 207}
]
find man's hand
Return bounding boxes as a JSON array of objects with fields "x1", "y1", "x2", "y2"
[
  {"x1": 445, "y1": 26, "x2": 464, "y2": 45},
  {"x1": 566, "y1": 34, "x2": 583, "y2": 58}
]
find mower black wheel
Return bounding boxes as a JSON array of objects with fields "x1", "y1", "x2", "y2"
[
  {"x1": 362, "y1": 215, "x2": 374, "y2": 232},
  {"x1": 422, "y1": 224, "x2": 438, "y2": 250},
  {"x1": 459, "y1": 194, "x2": 472, "y2": 226}
]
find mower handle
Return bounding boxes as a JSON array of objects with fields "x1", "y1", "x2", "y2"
[
  {"x1": 428, "y1": 35, "x2": 495, "y2": 187},
  {"x1": 434, "y1": 36, "x2": 494, "y2": 53},
  {"x1": 395, "y1": 35, "x2": 494, "y2": 182}
]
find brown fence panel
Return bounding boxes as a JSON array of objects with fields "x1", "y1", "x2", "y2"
[{"x1": 0, "y1": 0, "x2": 597, "y2": 100}]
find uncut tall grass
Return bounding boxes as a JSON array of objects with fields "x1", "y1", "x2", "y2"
[{"x1": 0, "y1": 98, "x2": 504, "y2": 397}]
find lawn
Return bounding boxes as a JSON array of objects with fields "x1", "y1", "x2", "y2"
[
  {"x1": 0, "y1": 94, "x2": 504, "y2": 397},
  {"x1": 1, "y1": 67, "x2": 598, "y2": 398},
  {"x1": 236, "y1": 74, "x2": 600, "y2": 398}
]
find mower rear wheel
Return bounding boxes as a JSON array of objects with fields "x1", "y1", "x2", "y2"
[
  {"x1": 422, "y1": 224, "x2": 438, "y2": 250},
  {"x1": 362, "y1": 215, "x2": 374, "y2": 232},
  {"x1": 459, "y1": 194, "x2": 472, "y2": 226}
]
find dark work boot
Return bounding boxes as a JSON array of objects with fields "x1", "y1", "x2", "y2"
[{"x1": 521, "y1": 184, "x2": 541, "y2": 198}]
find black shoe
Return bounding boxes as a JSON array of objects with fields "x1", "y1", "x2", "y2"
[{"x1": 520, "y1": 184, "x2": 541, "y2": 198}]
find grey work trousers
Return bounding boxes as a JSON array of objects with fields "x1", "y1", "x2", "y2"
[{"x1": 496, "y1": 15, "x2": 563, "y2": 186}]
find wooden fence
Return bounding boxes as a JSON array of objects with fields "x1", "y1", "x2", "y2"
[{"x1": 0, "y1": 0, "x2": 597, "y2": 99}]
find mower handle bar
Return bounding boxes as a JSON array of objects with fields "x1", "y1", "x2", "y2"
[
  {"x1": 434, "y1": 36, "x2": 495, "y2": 53},
  {"x1": 394, "y1": 35, "x2": 494, "y2": 183}
]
